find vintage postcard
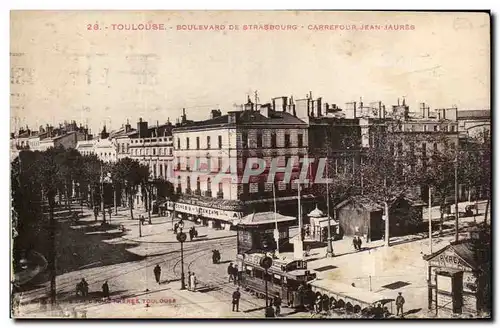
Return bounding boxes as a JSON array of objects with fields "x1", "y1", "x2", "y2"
[{"x1": 10, "y1": 10, "x2": 491, "y2": 319}]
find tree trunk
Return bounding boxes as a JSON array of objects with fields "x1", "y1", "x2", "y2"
[
  {"x1": 48, "y1": 195, "x2": 57, "y2": 307},
  {"x1": 147, "y1": 186, "x2": 152, "y2": 224},
  {"x1": 384, "y1": 201, "x2": 390, "y2": 247},
  {"x1": 484, "y1": 197, "x2": 490, "y2": 225},
  {"x1": 439, "y1": 210, "x2": 444, "y2": 236},
  {"x1": 129, "y1": 192, "x2": 134, "y2": 220}
]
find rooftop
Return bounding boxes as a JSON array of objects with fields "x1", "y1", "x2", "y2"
[{"x1": 457, "y1": 110, "x2": 491, "y2": 120}]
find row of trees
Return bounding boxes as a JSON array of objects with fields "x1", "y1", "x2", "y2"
[
  {"x1": 11, "y1": 146, "x2": 174, "y2": 305},
  {"x1": 312, "y1": 128, "x2": 491, "y2": 247}
]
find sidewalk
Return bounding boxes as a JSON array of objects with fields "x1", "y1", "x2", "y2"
[{"x1": 71, "y1": 207, "x2": 236, "y2": 257}]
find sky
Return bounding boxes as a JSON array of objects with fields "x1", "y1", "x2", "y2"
[{"x1": 10, "y1": 11, "x2": 490, "y2": 134}]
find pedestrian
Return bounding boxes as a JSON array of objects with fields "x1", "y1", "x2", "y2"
[
  {"x1": 108, "y1": 207, "x2": 112, "y2": 218},
  {"x1": 215, "y1": 250, "x2": 221, "y2": 263},
  {"x1": 212, "y1": 250, "x2": 217, "y2": 264},
  {"x1": 174, "y1": 223, "x2": 178, "y2": 234},
  {"x1": 190, "y1": 272, "x2": 197, "y2": 292},
  {"x1": 154, "y1": 264, "x2": 161, "y2": 284},
  {"x1": 232, "y1": 264, "x2": 238, "y2": 285},
  {"x1": 227, "y1": 263, "x2": 234, "y2": 282},
  {"x1": 352, "y1": 237, "x2": 358, "y2": 251},
  {"x1": 102, "y1": 281, "x2": 110, "y2": 299},
  {"x1": 80, "y1": 278, "x2": 89, "y2": 297},
  {"x1": 396, "y1": 292, "x2": 405, "y2": 317},
  {"x1": 232, "y1": 287, "x2": 241, "y2": 312},
  {"x1": 140, "y1": 215, "x2": 145, "y2": 225},
  {"x1": 315, "y1": 295, "x2": 322, "y2": 313},
  {"x1": 189, "y1": 228, "x2": 194, "y2": 241},
  {"x1": 358, "y1": 236, "x2": 363, "y2": 250},
  {"x1": 273, "y1": 295, "x2": 282, "y2": 317},
  {"x1": 265, "y1": 305, "x2": 275, "y2": 318},
  {"x1": 187, "y1": 271, "x2": 192, "y2": 291}
]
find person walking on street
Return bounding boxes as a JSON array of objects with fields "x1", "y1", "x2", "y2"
[
  {"x1": 227, "y1": 263, "x2": 234, "y2": 283},
  {"x1": 174, "y1": 222, "x2": 178, "y2": 234},
  {"x1": 187, "y1": 271, "x2": 192, "y2": 291},
  {"x1": 232, "y1": 288, "x2": 241, "y2": 312},
  {"x1": 353, "y1": 237, "x2": 358, "y2": 251},
  {"x1": 102, "y1": 281, "x2": 110, "y2": 299},
  {"x1": 357, "y1": 236, "x2": 363, "y2": 250},
  {"x1": 190, "y1": 272, "x2": 197, "y2": 292},
  {"x1": 273, "y1": 295, "x2": 282, "y2": 317},
  {"x1": 154, "y1": 264, "x2": 161, "y2": 284},
  {"x1": 189, "y1": 228, "x2": 194, "y2": 241},
  {"x1": 232, "y1": 264, "x2": 238, "y2": 285},
  {"x1": 396, "y1": 292, "x2": 405, "y2": 317}
]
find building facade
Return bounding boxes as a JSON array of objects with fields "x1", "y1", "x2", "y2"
[{"x1": 169, "y1": 99, "x2": 311, "y2": 230}]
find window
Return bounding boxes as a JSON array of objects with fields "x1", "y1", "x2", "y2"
[
  {"x1": 159, "y1": 164, "x2": 163, "y2": 177},
  {"x1": 153, "y1": 165, "x2": 157, "y2": 178},
  {"x1": 284, "y1": 133, "x2": 290, "y2": 148},
  {"x1": 271, "y1": 132, "x2": 277, "y2": 148},
  {"x1": 206, "y1": 156, "x2": 211, "y2": 171},
  {"x1": 196, "y1": 177, "x2": 201, "y2": 191},
  {"x1": 177, "y1": 176, "x2": 181, "y2": 191},
  {"x1": 195, "y1": 156, "x2": 200, "y2": 170},
  {"x1": 433, "y1": 143, "x2": 438, "y2": 153},
  {"x1": 218, "y1": 157, "x2": 223, "y2": 172},
  {"x1": 423, "y1": 125, "x2": 428, "y2": 132},
  {"x1": 422, "y1": 143, "x2": 427, "y2": 156},
  {"x1": 257, "y1": 132, "x2": 263, "y2": 148},
  {"x1": 298, "y1": 134, "x2": 303, "y2": 148},
  {"x1": 196, "y1": 137, "x2": 200, "y2": 149},
  {"x1": 450, "y1": 125, "x2": 456, "y2": 132},
  {"x1": 186, "y1": 176, "x2": 191, "y2": 193},
  {"x1": 186, "y1": 137, "x2": 190, "y2": 149},
  {"x1": 177, "y1": 138, "x2": 180, "y2": 149},
  {"x1": 207, "y1": 136, "x2": 211, "y2": 149},
  {"x1": 153, "y1": 148, "x2": 156, "y2": 155},
  {"x1": 186, "y1": 156, "x2": 190, "y2": 171},
  {"x1": 242, "y1": 131, "x2": 248, "y2": 148},
  {"x1": 177, "y1": 157, "x2": 181, "y2": 170},
  {"x1": 218, "y1": 183, "x2": 223, "y2": 198},
  {"x1": 207, "y1": 177, "x2": 212, "y2": 191},
  {"x1": 434, "y1": 125, "x2": 438, "y2": 132},
  {"x1": 218, "y1": 135, "x2": 222, "y2": 149}
]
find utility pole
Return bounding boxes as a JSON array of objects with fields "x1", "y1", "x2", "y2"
[
  {"x1": 454, "y1": 152, "x2": 459, "y2": 242},
  {"x1": 326, "y1": 157, "x2": 333, "y2": 257},
  {"x1": 384, "y1": 178, "x2": 390, "y2": 247},
  {"x1": 101, "y1": 164, "x2": 106, "y2": 223},
  {"x1": 272, "y1": 183, "x2": 280, "y2": 254},
  {"x1": 428, "y1": 186, "x2": 433, "y2": 254}
]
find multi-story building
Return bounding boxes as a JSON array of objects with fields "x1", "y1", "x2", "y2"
[
  {"x1": 168, "y1": 98, "x2": 311, "y2": 230},
  {"x1": 457, "y1": 109, "x2": 490, "y2": 141},
  {"x1": 110, "y1": 120, "x2": 136, "y2": 161},
  {"x1": 128, "y1": 118, "x2": 175, "y2": 181}
]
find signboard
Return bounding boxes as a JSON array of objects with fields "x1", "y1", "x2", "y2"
[
  {"x1": 429, "y1": 249, "x2": 473, "y2": 272},
  {"x1": 166, "y1": 201, "x2": 240, "y2": 222},
  {"x1": 238, "y1": 230, "x2": 253, "y2": 252}
]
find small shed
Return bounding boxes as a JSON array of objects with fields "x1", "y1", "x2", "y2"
[
  {"x1": 334, "y1": 196, "x2": 384, "y2": 242},
  {"x1": 423, "y1": 229, "x2": 491, "y2": 317},
  {"x1": 235, "y1": 211, "x2": 297, "y2": 254},
  {"x1": 334, "y1": 195, "x2": 426, "y2": 242}
]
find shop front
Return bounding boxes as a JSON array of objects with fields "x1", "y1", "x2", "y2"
[{"x1": 165, "y1": 200, "x2": 242, "y2": 230}]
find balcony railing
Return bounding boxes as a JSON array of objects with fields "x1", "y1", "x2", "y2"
[{"x1": 217, "y1": 191, "x2": 224, "y2": 199}]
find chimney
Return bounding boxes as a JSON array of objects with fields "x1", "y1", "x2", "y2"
[
  {"x1": 260, "y1": 104, "x2": 270, "y2": 118},
  {"x1": 137, "y1": 118, "x2": 148, "y2": 138},
  {"x1": 210, "y1": 109, "x2": 222, "y2": 119},
  {"x1": 317, "y1": 97, "x2": 322, "y2": 117},
  {"x1": 295, "y1": 98, "x2": 310, "y2": 124},
  {"x1": 181, "y1": 108, "x2": 187, "y2": 123},
  {"x1": 125, "y1": 118, "x2": 132, "y2": 133},
  {"x1": 228, "y1": 111, "x2": 240, "y2": 124},
  {"x1": 420, "y1": 103, "x2": 427, "y2": 119}
]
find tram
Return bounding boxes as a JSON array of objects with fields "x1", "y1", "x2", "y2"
[{"x1": 236, "y1": 253, "x2": 317, "y2": 308}]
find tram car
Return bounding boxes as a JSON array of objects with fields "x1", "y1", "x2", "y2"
[{"x1": 236, "y1": 253, "x2": 317, "y2": 308}]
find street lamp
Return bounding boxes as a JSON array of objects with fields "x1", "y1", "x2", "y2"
[
  {"x1": 176, "y1": 230, "x2": 187, "y2": 290},
  {"x1": 260, "y1": 255, "x2": 273, "y2": 317}
]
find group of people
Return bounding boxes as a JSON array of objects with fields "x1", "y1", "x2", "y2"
[
  {"x1": 227, "y1": 263, "x2": 240, "y2": 285},
  {"x1": 212, "y1": 249, "x2": 221, "y2": 264},
  {"x1": 352, "y1": 236, "x2": 363, "y2": 251},
  {"x1": 188, "y1": 226, "x2": 198, "y2": 241},
  {"x1": 75, "y1": 278, "x2": 111, "y2": 300},
  {"x1": 186, "y1": 271, "x2": 198, "y2": 291}
]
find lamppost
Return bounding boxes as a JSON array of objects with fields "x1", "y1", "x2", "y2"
[
  {"x1": 260, "y1": 255, "x2": 273, "y2": 317},
  {"x1": 176, "y1": 229, "x2": 187, "y2": 290}
]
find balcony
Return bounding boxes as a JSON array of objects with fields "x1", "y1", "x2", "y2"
[
  {"x1": 204, "y1": 190, "x2": 213, "y2": 197},
  {"x1": 217, "y1": 191, "x2": 224, "y2": 199},
  {"x1": 185, "y1": 188, "x2": 192, "y2": 195},
  {"x1": 194, "y1": 189, "x2": 201, "y2": 196},
  {"x1": 176, "y1": 187, "x2": 182, "y2": 194}
]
